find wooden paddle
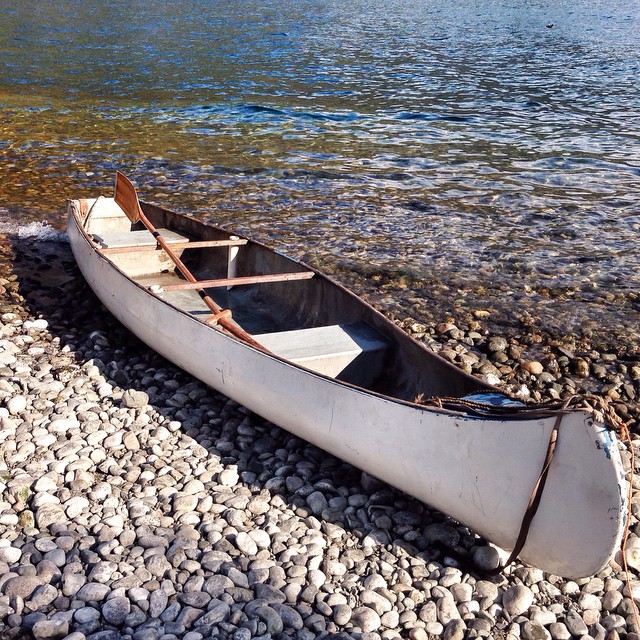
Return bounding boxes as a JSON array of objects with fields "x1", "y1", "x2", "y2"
[{"x1": 113, "y1": 171, "x2": 267, "y2": 351}]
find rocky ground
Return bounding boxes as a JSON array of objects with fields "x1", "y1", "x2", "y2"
[{"x1": 0, "y1": 230, "x2": 640, "y2": 640}]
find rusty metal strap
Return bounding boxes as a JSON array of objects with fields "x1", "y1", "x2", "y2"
[{"x1": 484, "y1": 412, "x2": 563, "y2": 575}]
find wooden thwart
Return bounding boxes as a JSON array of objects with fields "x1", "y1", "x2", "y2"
[
  {"x1": 156, "y1": 271, "x2": 315, "y2": 291},
  {"x1": 100, "y1": 238, "x2": 248, "y2": 254}
]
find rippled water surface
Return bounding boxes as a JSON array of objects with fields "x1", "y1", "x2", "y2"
[{"x1": 1, "y1": 0, "x2": 639, "y2": 336}]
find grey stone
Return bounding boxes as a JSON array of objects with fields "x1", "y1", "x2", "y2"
[
  {"x1": 450, "y1": 582, "x2": 473, "y2": 603},
  {"x1": 218, "y1": 468, "x2": 239, "y2": 486},
  {"x1": 44, "y1": 549, "x2": 66, "y2": 567},
  {"x1": 172, "y1": 494, "x2": 198, "y2": 512},
  {"x1": 437, "y1": 595, "x2": 461, "y2": 625},
  {"x1": 31, "y1": 619, "x2": 69, "y2": 640},
  {"x1": 253, "y1": 583, "x2": 286, "y2": 604},
  {"x1": 246, "y1": 495, "x2": 270, "y2": 515},
  {"x1": 137, "y1": 535, "x2": 169, "y2": 549},
  {"x1": 306, "y1": 491, "x2": 328, "y2": 516},
  {"x1": 176, "y1": 606, "x2": 203, "y2": 627},
  {"x1": 423, "y1": 523, "x2": 460, "y2": 547},
  {"x1": 255, "y1": 604, "x2": 283, "y2": 635},
  {"x1": 88, "y1": 561, "x2": 117, "y2": 583},
  {"x1": 235, "y1": 532, "x2": 258, "y2": 556},
  {"x1": 197, "y1": 600, "x2": 230, "y2": 625},
  {"x1": 74, "y1": 607, "x2": 101, "y2": 624},
  {"x1": 85, "y1": 631, "x2": 122, "y2": 640},
  {"x1": 226, "y1": 567, "x2": 249, "y2": 588},
  {"x1": 27, "y1": 584, "x2": 59, "y2": 609},
  {"x1": 549, "y1": 622, "x2": 572, "y2": 640},
  {"x1": 443, "y1": 619, "x2": 466, "y2": 640},
  {"x1": 61, "y1": 573, "x2": 86, "y2": 597},
  {"x1": 149, "y1": 589, "x2": 169, "y2": 618},
  {"x1": 145, "y1": 554, "x2": 171, "y2": 578},
  {"x1": 473, "y1": 546, "x2": 501, "y2": 572},
  {"x1": 564, "y1": 610, "x2": 588, "y2": 636},
  {"x1": 159, "y1": 601, "x2": 181, "y2": 622},
  {"x1": 522, "y1": 621, "x2": 552, "y2": 640},
  {"x1": 76, "y1": 583, "x2": 110, "y2": 603},
  {"x1": 272, "y1": 603, "x2": 304, "y2": 630},
  {"x1": 64, "y1": 496, "x2": 89, "y2": 519},
  {"x1": 180, "y1": 591, "x2": 210, "y2": 608},
  {"x1": 333, "y1": 604, "x2": 352, "y2": 625},
  {"x1": 350, "y1": 606, "x2": 381, "y2": 633},
  {"x1": 361, "y1": 589, "x2": 392, "y2": 614},
  {"x1": 3, "y1": 576, "x2": 43, "y2": 599},
  {"x1": 102, "y1": 596, "x2": 131, "y2": 625},
  {"x1": 203, "y1": 575, "x2": 233, "y2": 596},
  {"x1": 488, "y1": 336, "x2": 508, "y2": 352}
]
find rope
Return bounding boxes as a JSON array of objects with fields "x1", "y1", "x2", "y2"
[
  {"x1": 82, "y1": 195, "x2": 103, "y2": 230},
  {"x1": 616, "y1": 420, "x2": 639, "y2": 634},
  {"x1": 484, "y1": 410, "x2": 563, "y2": 575},
  {"x1": 578, "y1": 395, "x2": 640, "y2": 634}
]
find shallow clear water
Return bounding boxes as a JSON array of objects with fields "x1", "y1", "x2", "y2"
[{"x1": 1, "y1": 0, "x2": 639, "y2": 336}]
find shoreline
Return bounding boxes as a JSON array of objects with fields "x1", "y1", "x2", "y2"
[{"x1": 0, "y1": 233, "x2": 639, "y2": 640}]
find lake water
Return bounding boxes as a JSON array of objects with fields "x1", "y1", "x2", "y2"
[{"x1": 1, "y1": 0, "x2": 639, "y2": 339}]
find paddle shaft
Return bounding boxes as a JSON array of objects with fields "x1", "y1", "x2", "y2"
[
  {"x1": 113, "y1": 171, "x2": 267, "y2": 351},
  {"x1": 140, "y1": 214, "x2": 266, "y2": 349}
]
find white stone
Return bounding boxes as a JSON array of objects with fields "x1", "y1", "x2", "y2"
[
  {"x1": 64, "y1": 496, "x2": 90, "y2": 519},
  {"x1": 624, "y1": 536, "x2": 640, "y2": 571},
  {"x1": 34, "y1": 476, "x2": 58, "y2": 493},
  {"x1": 218, "y1": 467, "x2": 239, "y2": 487},
  {"x1": 7, "y1": 396, "x2": 27, "y2": 415},
  {"x1": 502, "y1": 585, "x2": 534, "y2": 616},
  {"x1": 0, "y1": 546, "x2": 21, "y2": 565}
]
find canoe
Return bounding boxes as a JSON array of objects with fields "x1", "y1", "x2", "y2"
[{"x1": 67, "y1": 172, "x2": 627, "y2": 579}]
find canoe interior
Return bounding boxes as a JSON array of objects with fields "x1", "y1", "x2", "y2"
[{"x1": 77, "y1": 197, "x2": 490, "y2": 403}]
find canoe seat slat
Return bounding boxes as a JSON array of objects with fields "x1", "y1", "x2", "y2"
[
  {"x1": 255, "y1": 322, "x2": 389, "y2": 380},
  {"x1": 100, "y1": 238, "x2": 249, "y2": 254},
  {"x1": 93, "y1": 229, "x2": 189, "y2": 249},
  {"x1": 158, "y1": 271, "x2": 315, "y2": 291}
]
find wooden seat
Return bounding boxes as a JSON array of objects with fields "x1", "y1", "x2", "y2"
[
  {"x1": 255, "y1": 322, "x2": 389, "y2": 381},
  {"x1": 92, "y1": 228, "x2": 188, "y2": 249},
  {"x1": 92, "y1": 229, "x2": 191, "y2": 278}
]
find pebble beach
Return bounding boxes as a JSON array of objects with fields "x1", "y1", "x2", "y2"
[{"x1": 0, "y1": 229, "x2": 639, "y2": 640}]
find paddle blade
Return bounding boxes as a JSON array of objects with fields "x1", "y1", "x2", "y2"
[{"x1": 114, "y1": 171, "x2": 142, "y2": 223}]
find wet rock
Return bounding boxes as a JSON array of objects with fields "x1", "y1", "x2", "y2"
[
  {"x1": 572, "y1": 357, "x2": 590, "y2": 378},
  {"x1": 522, "y1": 360, "x2": 544, "y2": 375}
]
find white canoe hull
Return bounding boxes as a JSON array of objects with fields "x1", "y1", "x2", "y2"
[{"x1": 68, "y1": 198, "x2": 627, "y2": 578}]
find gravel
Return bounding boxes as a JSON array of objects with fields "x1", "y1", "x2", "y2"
[{"x1": 0, "y1": 233, "x2": 639, "y2": 640}]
